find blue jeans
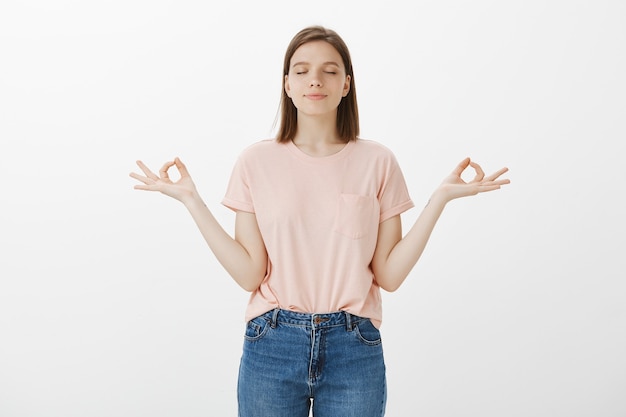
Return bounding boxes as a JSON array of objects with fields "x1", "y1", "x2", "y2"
[{"x1": 237, "y1": 309, "x2": 387, "y2": 417}]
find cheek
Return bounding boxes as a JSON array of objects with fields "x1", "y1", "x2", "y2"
[{"x1": 285, "y1": 76, "x2": 301, "y2": 91}]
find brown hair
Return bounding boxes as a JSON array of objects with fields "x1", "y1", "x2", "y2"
[{"x1": 275, "y1": 26, "x2": 359, "y2": 143}]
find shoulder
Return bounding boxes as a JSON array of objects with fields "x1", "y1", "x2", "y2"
[
  {"x1": 239, "y1": 138, "x2": 280, "y2": 154},
  {"x1": 237, "y1": 139, "x2": 285, "y2": 161},
  {"x1": 353, "y1": 138, "x2": 401, "y2": 164}
]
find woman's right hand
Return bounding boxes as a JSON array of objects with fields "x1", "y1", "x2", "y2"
[{"x1": 129, "y1": 157, "x2": 199, "y2": 204}]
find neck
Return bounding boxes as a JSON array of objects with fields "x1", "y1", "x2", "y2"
[
  {"x1": 293, "y1": 112, "x2": 342, "y2": 146},
  {"x1": 291, "y1": 114, "x2": 348, "y2": 157}
]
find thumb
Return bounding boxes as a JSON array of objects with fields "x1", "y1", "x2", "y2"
[{"x1": 175, "y1": 157, "x2": 191, "y2": 177}]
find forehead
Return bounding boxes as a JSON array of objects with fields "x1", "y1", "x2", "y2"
[{"x1": 290, "y1": 40, "x2": 343, "y2": 66}]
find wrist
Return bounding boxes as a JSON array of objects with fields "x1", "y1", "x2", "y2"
[
  {"x1": 428, "y1": 188, "x2": 450, "y2": 207},
  {"x1": 181, "y1": 190, "x2": 204, "y2": 208}
]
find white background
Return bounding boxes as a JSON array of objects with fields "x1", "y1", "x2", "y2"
[{"x1": 1, "y1": 1, "x2": 625, "y2": 416}]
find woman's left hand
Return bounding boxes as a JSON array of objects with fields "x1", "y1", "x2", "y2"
[{"x1": 435, "y1": 157, "x2": 510, "y2": 203}]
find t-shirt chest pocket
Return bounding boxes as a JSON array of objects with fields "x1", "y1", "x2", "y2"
[{"x1": 333, "y1": 194, "x2": 379, "y2": 239}]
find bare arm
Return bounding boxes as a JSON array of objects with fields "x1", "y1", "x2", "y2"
[
  {"x1": 371, "y1": 157, "x2": 510, "y2": 292},
  {"x1": 130, "y1": 158, "x2": 267, "y2": 291}
]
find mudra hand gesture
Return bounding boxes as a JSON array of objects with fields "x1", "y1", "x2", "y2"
[
  {"x1": 435, "y1": 157, "x2": 510, "y2": 203},
  {"x1": 129, "y1": 157, "x2": 198, "y2": 204}
]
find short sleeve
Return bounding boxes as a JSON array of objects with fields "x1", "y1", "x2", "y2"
[
  {"x1": 377, "y1": 153, "x2": 414, "y2": 222},
  {"x1": 222, "y1": 156, "x2": 255, "y2": 213}
]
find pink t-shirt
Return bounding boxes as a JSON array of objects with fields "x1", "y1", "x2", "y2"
[{"x1": 222, "y1": 139, "x2": 414, "y2": 328}]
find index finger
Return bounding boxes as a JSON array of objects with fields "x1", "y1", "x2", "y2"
[
  {"x1": 159, "y1": 160, "x2": 176, "y2": 178},
  {"x1": 468, "y1": 161, "x2": 485, "y2": 183}
]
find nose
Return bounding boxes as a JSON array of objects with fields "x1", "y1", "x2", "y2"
[{"x1": 309, "y1": 74, "x2": 322, "y2": 87}]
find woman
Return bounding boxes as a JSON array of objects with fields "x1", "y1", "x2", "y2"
[{"x1": 130, "y1": 25, "x2": 509, "y2": 417}]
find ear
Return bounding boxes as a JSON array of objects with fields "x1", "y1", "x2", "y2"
[
  {"x1": 284, "y1": 74, "x2": 291, "y2": 98},
  {"x1": 342, "y1": 74, "x2": 351, "y2": 97}
]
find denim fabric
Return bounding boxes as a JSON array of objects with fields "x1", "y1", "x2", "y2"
[{"x1": 237, "y1": 309, "x2": 387, "y2": 417}]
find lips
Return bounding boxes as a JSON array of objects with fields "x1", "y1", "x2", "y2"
[{"x1": 305, "y1": 94, "x2": 327, "y2": 100}]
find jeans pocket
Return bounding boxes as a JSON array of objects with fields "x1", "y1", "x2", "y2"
[
  {"x1": 354, "y1": 319, "x2": 382, "y2": 346},
  {"x1": 333, "y1": 194, "x2": 379, "y2": 239},
  {"x1": 243, "y1": 316, "x2": 270, "y2": 342}
]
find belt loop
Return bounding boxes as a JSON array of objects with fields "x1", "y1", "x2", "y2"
[
  {"x1": 345, "y1": 311, "x2": 353, "y2": 331},
  {"x1": 270, "y1": 308, "x2": 279, "y2": 328}
]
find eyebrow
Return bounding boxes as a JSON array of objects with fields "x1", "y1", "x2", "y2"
[{"x1": 291, "y1": 61, "x2": 341, "y2": 68}]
